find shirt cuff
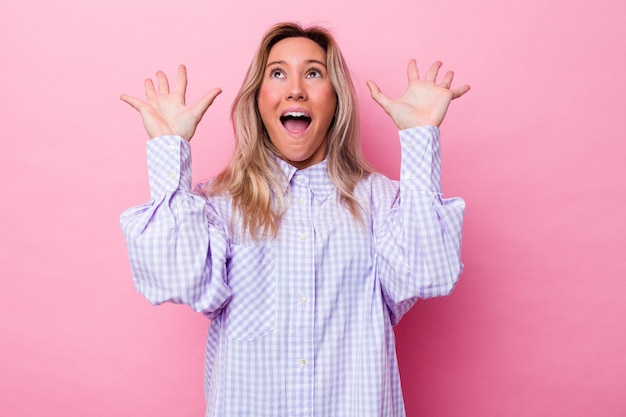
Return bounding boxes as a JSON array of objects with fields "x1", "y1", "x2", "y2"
[
  {"x1": 398, "y1": 126, "x2": 442, "y2": 192},
  {"x1": 146, "y1": 135, "x2": 193, "y2": 199}
]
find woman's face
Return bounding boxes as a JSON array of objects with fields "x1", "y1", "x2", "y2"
[{"x1": 257, "y1": 37, "x2": 337, "y2": 169}]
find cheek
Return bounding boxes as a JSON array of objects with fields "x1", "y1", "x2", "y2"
[
  {"x1": 257, "y1": 85, "x2": 279, "y2": 116},
  {"x1": 320, "y1": 91, "x2": 338, "y2": 121},
  {"x1": 322, "y1": 84, "x2": 338, "y2": 111},
  {"x1": 257, "y1": 90, "x2": 269, "y2": 117}
]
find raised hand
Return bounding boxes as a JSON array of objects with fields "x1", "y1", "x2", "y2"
[
  {"x1": 367, "y1": 60, "x2": 470, "y2": 129},
  {"x1": 120, "y1": 65, "x2": 222, "y2": 141}
]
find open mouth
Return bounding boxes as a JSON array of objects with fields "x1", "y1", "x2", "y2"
[{"x1": 280, "y1": 111, "x2": 312, "y2": 134}]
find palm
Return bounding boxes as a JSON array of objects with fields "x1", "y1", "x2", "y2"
[
  {"x1": 121, "y1": 65, "x2": 221, "y2": 141},
  {"x1": 367, "y1": 60, "x2": 470, "y2": 129},
  {"x1": 139, "y1": 94, "x2": 199, "y2": 140}
]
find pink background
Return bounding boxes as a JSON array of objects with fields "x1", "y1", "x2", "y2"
[{"x1": 2, "y1": 0, "x2": 625, "y2": 416}]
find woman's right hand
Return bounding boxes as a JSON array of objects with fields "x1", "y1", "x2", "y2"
[{"x1": 120, "y1": 65, "x2": 222, "y2": 141}]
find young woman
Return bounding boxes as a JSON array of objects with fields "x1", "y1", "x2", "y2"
[{"x1": 121, "y1": 22, "x2": 469, "y2": 417}]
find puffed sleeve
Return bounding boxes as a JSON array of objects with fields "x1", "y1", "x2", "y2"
[
  {"x1": 120, "y1": 135, "x2": 232, "y2": 318},
  {"x1": 374, "y1": 126, "x2": 465, "y2": 325}
]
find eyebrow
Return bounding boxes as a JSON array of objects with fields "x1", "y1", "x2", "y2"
[{"x1": 266, "y1": 59, "x2": 327, "y2": 68}]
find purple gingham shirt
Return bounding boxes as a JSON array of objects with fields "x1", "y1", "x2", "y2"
[{"x1": 121, "y1": 126, "x2": 465, "y2": 417}]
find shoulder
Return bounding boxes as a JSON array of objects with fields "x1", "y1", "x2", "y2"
[
  {"x1": 354, "y1": 172, "x2": 399, "y2": 211},
  {"x1": 191, "y1": 180, "x2": 234, "y2": 224},
  {"x1": 356, "y1": 172, "x2": 399, "y2": 196}
]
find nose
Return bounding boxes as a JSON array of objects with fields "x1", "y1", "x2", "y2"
[{"x1": 286, "y1": 78, "x2": 307, "y2": 101}]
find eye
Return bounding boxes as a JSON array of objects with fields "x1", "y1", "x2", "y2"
[
  {"x1": 269, "y1": 67, "x2": 285, "y2": 79},
  {"x1": 306, "y1": 67, "x2": 323, "y2": 78}
]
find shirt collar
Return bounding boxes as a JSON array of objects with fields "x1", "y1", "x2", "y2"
[{"x1": 274, "y1": 157, "x2": 335, "y2": 203}]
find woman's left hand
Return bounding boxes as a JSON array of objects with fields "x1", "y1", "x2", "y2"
[{"x1": 367, "y1": 60, "x2": 470, "y2": 129}]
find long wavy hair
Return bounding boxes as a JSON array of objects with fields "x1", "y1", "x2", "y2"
[{"x1": 206, "y1": 22, "x2": 373, "y2": 239}]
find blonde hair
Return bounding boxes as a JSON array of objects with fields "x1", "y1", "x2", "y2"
[{"x1": 206, "y1": 22, "x2": 373, "y2": 239}]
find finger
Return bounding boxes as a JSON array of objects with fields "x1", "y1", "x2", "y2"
[
  {"x1": 145, "y1": 78, "x2": 157, "y2": 100},
  {"x1": 120, "y1": 94, "x2": 146, "y2": 112},
  {"x1": 439, "y1": 70, "x2": 454, "y2": 89},
  {"x1": 366, "y1": 80, "x2": 393, "y2": 111},
  {"x1": 192, "y1": 87, "x2": 222, "y2": 121},
  {"x1": 156, "y1": 71, "x2": 170, "y2": 94},
  {"x1": 451, "y1": 84, "x2": 471, "y2": 100},
  {"x1": 407, "y1": 59, "x2": 419, "y2": 82},
  {"x1": 173, "y1": 64, "x2": 188, "y2": 102},
  {"x1": 426, "y1": 61, "x2": 442, "y2": 83}
]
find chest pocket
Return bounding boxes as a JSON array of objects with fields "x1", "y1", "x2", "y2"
[{"x1": 224, "y1": 243, "x2": 275, "y2": 341}]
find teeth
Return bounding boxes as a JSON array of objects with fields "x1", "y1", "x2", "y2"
[{"x1": 283, "y1": 111, "x2": 309, "y2": 118}]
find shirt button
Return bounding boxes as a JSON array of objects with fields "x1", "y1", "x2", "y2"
[
  {"x1": 296, "y1": 197, "x2": 304, "y2": 205},
  {"x1": 298, "y1": 294, "x2": 307, "y2": 303},
  {"x1": 167, "y1": 145, "x2": 176, "y2": 153},
  {"x1": 403, "y1": 173, "x2": 413, "y2": 180},
  {"x1": 299, "y1": 234, "x2": 308, "y2": 241},
  {"x1": 405, "y1": 140, "x2": 414, "y2": 149},
  {"x1": 168, "y1": 172, "x2": 177, "y2": 179},
  {"x1": 298, "y1": 358, "x2": 307, "y2": 367}
]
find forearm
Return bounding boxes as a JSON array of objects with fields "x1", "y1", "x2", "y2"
[
  {"x1": 120, "y1": 136, "x2": 231, "y2": 315},
  {"x1": 377, "y1": 126, "x2": 465, "y2": 322}
]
